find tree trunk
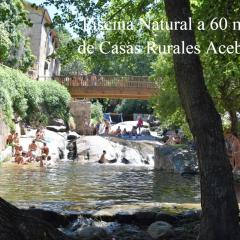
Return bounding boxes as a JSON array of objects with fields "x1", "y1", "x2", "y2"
[
  {"x1": 0, "y1": 198, "x2": 72, "y2": 240},
  {"x1": 229, "y1": 110, "x2": 238, "y2": 137},
  {"x1": 164, "y1": 0, "x2": 240, "y2": 239}
]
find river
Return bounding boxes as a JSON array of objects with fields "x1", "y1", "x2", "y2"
[{"x1": 0, "y1": 161, "x2": 201, "y2": 214}]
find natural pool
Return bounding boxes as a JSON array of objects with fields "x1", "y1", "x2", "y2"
[{"x1": 0, "y1": 161, "x2": 201, "y2": 214}]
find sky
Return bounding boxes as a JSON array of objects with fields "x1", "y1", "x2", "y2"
[
  {"x1": 27, "y1": 0, "x2": 56, "y2": 19},
  {"x1": 27, "y1": 0, "x2": 75, "y2": 36}
]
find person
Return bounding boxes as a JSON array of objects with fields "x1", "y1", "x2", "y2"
[
  {"x1": 41, "y1": 142, "x2": 49, "y2": 158},
  {"x1": 172, "y1": 130, "x2": 181, "y2": 144},
  {"x1": 137, "y1": 116, "x2": 143, "y2": 135},
  {"x1": 14, "y1": 145, "x2": 23, "y2": 164},
  {"x1": 28, "y1": 140, "x2": 38, "y2": 161},
  {"x1": 6, "y1": 131, "x2": 15, "y2": 155},
  {"x1": 12, "y1": 133, "x2": 20, "y2": 149},
  {"x1": 122, "y1": 128, "x2": 128, "y2": 136},
  {"x1": 36, "y1": 128, "x2": 44, "y2": 140},
  {"x1": 104, "y1": 120, "x2": 110, "y2": 135},
  {"x1": 115, "y1": 126, "x2": 121, "y2": 136},
  {"x1": 225, "y1": 131, "x2": 240, "y2": 171},
  {"x1": 39, "y1": 155, "x2": 45, "y2": 167},
  {"x1": 95, "y1": 121, "x2": 100, "y2": 135},
  {"x1": 99, "y1": 150, "x2": 107, "y2": 164},
  {"x1": 6, "y1": 131, "x2": 15, "y2": 145},
  {"x1": 21, "y1": 152, "x2": 29, "y2": 164},
  {"x1": 131, "y1": 126, "x2": 137, "y2": 137},
  {"x1": 98, "y1": 150, "x2": 117, "y2": 164}
]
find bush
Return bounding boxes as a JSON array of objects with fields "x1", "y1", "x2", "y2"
[
  {"x1": 0, "y1": 65, "x2": 71, "y2": 127},
  {"x1": 115, "y1": 99, "x2": 152, "y2": 115},
  {"x1": 91, "y1": 101, "x2": 103, "y2": 123}
]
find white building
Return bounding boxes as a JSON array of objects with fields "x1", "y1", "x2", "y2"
[{"x1": 24, "y1": 2, "x2": 61, "y2": 80}]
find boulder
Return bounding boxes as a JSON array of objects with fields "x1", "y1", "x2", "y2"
[
  {"x1": 154, "y1": 145, "x2": 198, "y2": 174},
  {"x1": 23, "y1": 208, "x2": 77, "y2": 228},
  {"x1": 177, "y1": 210, "x2": 201, "y2": 222},
  {"x1": 147, "y1": 221, "x2": 174, "y2": 239},
  {"x1": 76, "y1": 226, "x2": 108, "y2": 240},
  {"x1": 46, "y1": 126, "x2": 67, "y2": 133},
  {"x1": 49, "y1": 119, "x2": 65, "y2": 126},
  {"x1": 155, "y1": 212, "x2": 178, "y2": 224},
  {"x1": 133, "y1": 211, "x2": 157, "y2": 225}
]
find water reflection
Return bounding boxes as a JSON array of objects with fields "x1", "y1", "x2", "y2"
[{"x1": 1, "y1": 161, "x2": 237, "y2": 213}]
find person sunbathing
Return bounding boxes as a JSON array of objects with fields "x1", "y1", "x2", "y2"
[{"x1": 115, "y1": 126, "x2": 121, "y2": 136}]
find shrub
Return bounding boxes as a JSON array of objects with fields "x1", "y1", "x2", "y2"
[
  {"x1": 0, "y1": 65, "x2": 71, "y2": 127},
  {"x1": 91, "y1": 101, "x2": 103, "y2": 123}
]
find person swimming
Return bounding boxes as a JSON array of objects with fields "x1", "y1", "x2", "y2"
[{"x1": 98, "y1": 150, "x2": 117, "y2": 164}]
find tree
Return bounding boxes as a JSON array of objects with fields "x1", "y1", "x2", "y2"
[
  {"x1": 115, "y1": 99, "x2": 152, "y2": 115},
  {"x1": 0, "y1": 0, "x2": 35, "y2": 71},
  {"x1": 193, "y1": 0, "x2": 240, "y2": 136},
  {"x1": 41, "y1": 0, "x2": 240, "y2": 238},
  {"x1": 164, "y1": 0, "x2": 240, "y2": 239}
]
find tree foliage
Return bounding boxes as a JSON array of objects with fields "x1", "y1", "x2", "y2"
[
  {"x1": 91, "y1": 101, "x2": 104, "y2": 123},
  {"x1": 0, "y1": 65, "x2": 71, "y2": 129},
  {"x1": 0, "y1": 0, "x2": 35, "y2": 71}
]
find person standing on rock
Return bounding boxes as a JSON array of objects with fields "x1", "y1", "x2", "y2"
[
  {"x1": 137, "y1": 116, "x2": 143, "y2": 135},
  {"x1": 104, "y1": 120, "x2": 110, "y2": 135}
]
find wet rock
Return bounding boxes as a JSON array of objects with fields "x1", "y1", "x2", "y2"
[
  {"x1": 23, "y1": 208, "x2": 76, "y2": 228},
  {"x1": 0, "y1": 198, "x2": 71, "y2": 240},
  {"x1": 49, "y1": 119, "x2": 65, "y2": 126},
  {"x1": 154, "y1": 145, "x2": 198, "y2": 174},
  {"x1": 134, "y1": 211, "x2": 157, "y2": 225},
  {"x1": 47, "y1": 125, "x2": 67, "y2": 132},
  {"x1": 147, "y1": 221, "x2": 174, "y2": 239},
  {"x1": 67, "y1": 133, "x2": 78, "y2": 141},
  {"x1": 76, "y1": 226, "x2": 108, "y2": 240},
  {"x1": 112, "y1": 224, "x2": 152, "y2": 240},
  {"x1": 177, "y1": 210, "x2": 201, "y2": 222},
  {"x1": 181, "y1": 165, "x2": 198, "y2": 176},
  {"x1": 155, "y1": 212, "x2": 178, "y2": 225},
  {"x1": 121, "y1": 158, "x2": 130, "y2": 164}
]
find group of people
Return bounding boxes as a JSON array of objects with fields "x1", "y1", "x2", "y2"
[
  {"x1": 6, "y1": 128, "x2": 50, "y2": 167},
  {"x1": 95, "y1": 116, "x2": 144, "y2": 137}
]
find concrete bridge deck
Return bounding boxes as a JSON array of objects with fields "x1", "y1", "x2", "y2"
[{"x1": 55, "y1": 75, "x2": 158, "y2": 99}]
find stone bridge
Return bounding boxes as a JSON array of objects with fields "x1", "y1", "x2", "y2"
[{"x1": 55, "y1": 75, "x2": 158, "y2": 99}]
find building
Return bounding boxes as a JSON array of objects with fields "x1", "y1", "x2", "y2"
[{"x1": 24, "y1": 2, "x2": 61, "y2": 80}]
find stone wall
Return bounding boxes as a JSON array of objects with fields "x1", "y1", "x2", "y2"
[{"x1": 70, "y1": 100, "x2": 91, "y2": 135}]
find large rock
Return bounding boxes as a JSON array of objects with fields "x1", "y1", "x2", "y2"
[
  {"x1": 76, "y1": 135, "x2": 159, "y2": 166},
  {"x1": 154, "y1": 145, "x2": 198, "y2": 174},
  {"x1": 49, "y1": 119, "x2": 65, "y2": 126},
  {"x1": 76, "y1": 226, "x2": 108, "y2": 240},
  {"x1": 23, "y1": 208, "x2": 77, "y2": 228},
  {"x1": 147, "y1": 221, "x2": 174, "y2": 239}
]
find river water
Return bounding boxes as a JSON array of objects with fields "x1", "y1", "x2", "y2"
[{"x1": 0, "y1": 161, "x2": 201, "y2": 214}]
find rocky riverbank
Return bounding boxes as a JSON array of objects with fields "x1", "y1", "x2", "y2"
[{"x1": 0, "y1": 197, "x2": 203, "y2": 240}]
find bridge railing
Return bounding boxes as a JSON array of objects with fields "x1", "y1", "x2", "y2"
[{"x1": 54, "y1": 75, "x2": 157, "y2": 89}]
